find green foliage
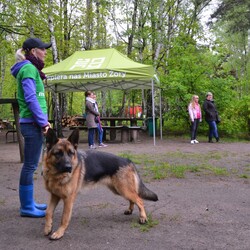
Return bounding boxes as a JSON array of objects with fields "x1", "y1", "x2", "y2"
[
  {"x1": 158, "y1": 36, "x2": 249, "y2": 138},
  {"x1": 160, "y1": 38, "x2": 212, "y2": 127},
  {"x1": 0, "y1": 0, "x2": 249, "y2": 138},
  {"x1": 67, "y1": 92, "x2": 85, "y2": 115},
  {"x1": 212, "y1": 0, "x2": 250, "y2": 33}
]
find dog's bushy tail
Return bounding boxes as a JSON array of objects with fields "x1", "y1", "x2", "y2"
[{"x1": 139, "y1": 180, "x2": 158, "y2": 201}]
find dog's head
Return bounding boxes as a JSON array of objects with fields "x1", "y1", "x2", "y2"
[{"x1": 45, "y1": 128, "x2": 79, "y2": 174}]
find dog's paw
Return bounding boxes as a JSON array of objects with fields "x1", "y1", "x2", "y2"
[
  {"x1": 124, "y1": 209, "x2": 133, "y2": 215},
  {"x1": 138, "y1": 217, "x2": 148, "y2": 224},
  {"x1": 44, "y1": 225, "x2": 52, "y2": 236},
  {"x1": 49, "y1": 229, "x2": 65, "y2": 240}
]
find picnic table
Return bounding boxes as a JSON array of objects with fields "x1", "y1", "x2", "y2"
[
  {"x1": 75, "y1": 116, "x2": 143, "y2": 126},
  {"x1": 0, "y1": 99, "x2": 24, "y2": 162},
  {"x1": 73, "y1": 116, "x2": 145, "y2": 142}
]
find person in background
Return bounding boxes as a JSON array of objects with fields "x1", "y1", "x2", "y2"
[
  {"x1": 85, "y1": 90, "x2": 99, "y2": 149},
  {"x1": 93, "y1": 93, "x2": 107, "y2": 147},
  {"x1": 188, "y1": 95, "x2": 202, "y2": 144},
  {"x1": 10, "y1": 37, "x2": 52, "y2": 217},
  {"x1": 203, "y1": 92, "x2": 220, "y2": 143}
]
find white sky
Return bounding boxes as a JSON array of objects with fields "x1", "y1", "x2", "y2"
[{"x1": 199, "y1": 0, "x2": 220, "y2": 42}]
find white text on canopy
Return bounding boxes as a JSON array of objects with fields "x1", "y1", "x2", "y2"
[
  {"x1": 70, "y1": 57, "x2": 105, "y2": 70},
  {"x1": 47, "y1": 57, "x2": 127, "y2": 81}
]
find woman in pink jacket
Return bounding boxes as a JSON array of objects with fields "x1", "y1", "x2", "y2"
[{"x1": 188, "y1": 95, "x2": 202, "y2": 144}]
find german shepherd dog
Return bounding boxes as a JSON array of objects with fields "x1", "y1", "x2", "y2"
[{"x1": 43, "y1": 128, "x2": 158, "y2": 240}]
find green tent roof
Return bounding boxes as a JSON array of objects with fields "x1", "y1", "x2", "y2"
[{"x1": 43, "y1": 48, "x2": 156, "y2": 92}]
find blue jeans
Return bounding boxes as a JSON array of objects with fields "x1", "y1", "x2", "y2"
[
  {"x1": 88, "y1": 128, "x2": 96, "y2": 146},
  {"x1": 96, "y1": 123, "x2": 103, "y2": 144},
  {"x1": 19, "y1": 123, "x2": 43, "y2": 186},
  {"x1": 207, "y1": 121, "x2": 219, "y2": 139}
]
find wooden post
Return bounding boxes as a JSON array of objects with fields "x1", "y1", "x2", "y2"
[
  {"x1": 12, "y1": 102, "x2": 24, "y2": 163},
  {"x1": 0, "y1": 99, "x2": 24, "y2": 162}
]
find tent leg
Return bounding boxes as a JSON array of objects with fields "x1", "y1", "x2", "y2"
[
  {"x1": 151, "y1": 79, "x2": 156, "y2": 146},
  {"x1": 159, "y1": 88, "x2": 162, "y2": 140}
]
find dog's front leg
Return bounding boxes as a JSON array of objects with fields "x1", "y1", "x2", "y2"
[
  {"x1": 49, "y1": 195, "x2": 75, "y2": 240},
  {"x1": 135, "y1": 197, "x2": 147, "y2": 224},
  {"x1": 44, "y1": 194, "x2": 60, "y2": 236}
]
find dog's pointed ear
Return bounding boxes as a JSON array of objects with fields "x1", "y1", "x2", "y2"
[
  {"x1": 68, "y1": 129, "x2": 79, "y2": 149},
  {"x1": 46, "y1": 128, "x2": 59, "y2": 151}
]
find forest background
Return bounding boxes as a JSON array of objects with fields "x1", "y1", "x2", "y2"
[{"x1": 0, "y1": 0, "x2": 249, "y2": 139}]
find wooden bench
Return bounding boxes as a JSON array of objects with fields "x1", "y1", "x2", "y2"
[
  {"x1": 6, "y1": 129, "x2": 17, "y2": 143},
  {"x1": 102, "y1": 126, "x2": 124, "y2": 141},
  {"x1": 119, "y1": 126, "x2": 143, "y2": 143},
  {"x1": 5, "y1": 121, "x2": 17, "y2": 143},
  {"x1": 69, "y1": 125, "x2": 143, "y2": 143},
  {"x1": 69, "y1": 126, "x2": 88, "y2": 131},
  {"x1": 128, "y1": 126, "x2": 142, "y2": 142},
  {"x1": 69, "y1": 125, "x2": 127, "y2": 142}
]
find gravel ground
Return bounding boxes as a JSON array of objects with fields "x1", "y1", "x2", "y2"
[{"x1": 0, "y1": 130, "x2": 250, "y2": 250}]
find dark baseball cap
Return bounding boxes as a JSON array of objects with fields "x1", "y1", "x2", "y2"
[{"x1": 22, "y1": 38, "x2": 52, "y2": 50}]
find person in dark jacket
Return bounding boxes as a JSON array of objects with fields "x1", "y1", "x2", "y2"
[
  {"x1": 203, "y1": 92, "x2": 220, "y2": 143},
  {"x1": 11, "y1": 37, "x2": 52, "y2": 217}
]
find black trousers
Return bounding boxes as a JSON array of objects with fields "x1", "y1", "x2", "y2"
[{"x1": 190, "y1": 119, "x2": 200, "y2": 140}]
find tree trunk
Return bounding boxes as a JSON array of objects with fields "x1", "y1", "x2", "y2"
[
  {"x1": 86, "y1": 0, "x2": 93, "y2": 50},
  {"x1": 0, "y1": 55, "x2": 6, "y2": 98},
  {"x1": 48, "y1": 0, "x2": 63, "y2": 137},
  {"x1": 127, "y1": 0, "x2": 138, "y2": 56}
]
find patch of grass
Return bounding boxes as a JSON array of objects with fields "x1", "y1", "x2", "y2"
[
  {"x1": 0, "y1": 199, "x2": 5, "y2": 205},
  {"x1": 143, "y1": 163, "x2": 230, "y2": 180},
  {"x1": 169, "y1": 165, "x2": 190, "y2": 178},
  {"x1": 143, "y1": 163, "x2": 201, "y2": 179},
  {"x1": 80, "y1": 217, "x2": 88, "y2": 225},
  {"x1": 168, "y1": 165, "x2": 201, "y2": 178},
  {"x1": 149, "y1": 163, "x2": 170, "y2": 179},
  {"x1": 117, "y1": 152, "x2": 145, "y2": 164},
  {"x1": 189, "y1": 166, "x2": 200, "y2": 173},
  {"x1": 203, "y1": 166, "x2": 229, "y2": 176},
  {"x1": 231, "y1": 169, "x2": 239, "y2": 175},
  {"x1": 239, "y1": 174, "x2": 249, "y2": 179},
  {"x1": 209, "y1": 152, "x2": 223, "y2": 160},
  {"x1": 117, "y1": 150, "x2": 243, "y2": 180},
  {"x1": 131, "y1": 213, "x2": 158, "y2": 232}
]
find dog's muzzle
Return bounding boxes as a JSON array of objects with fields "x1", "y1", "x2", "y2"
[
  {"x1": 56, "y1": 163, "x2": 72, "y2": 173},
  {"x1": 63, "y1": 167, "x2": 72, "y2": 173},
  {"x1": 56, "y1": 158, "x2": 73, "y2": 173}
]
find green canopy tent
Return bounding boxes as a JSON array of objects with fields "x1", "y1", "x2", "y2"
[{"x1": 43, "y1": 48, "x2": 161, "y2": 145}]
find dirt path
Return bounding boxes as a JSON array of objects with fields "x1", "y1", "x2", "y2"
[{"x1": 0, "y1": 131, "x2": 250, "y2": 250}]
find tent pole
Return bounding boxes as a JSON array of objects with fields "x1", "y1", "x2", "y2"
[
  {"x1": 159, "y1": 88, "x2": 163, "y2": 139},
  {"x1": 151, "y1": 79, "x2": 156, "y2": 146}
]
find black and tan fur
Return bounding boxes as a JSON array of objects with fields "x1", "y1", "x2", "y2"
[{"x1": 43, "y1": 128, "x2": 158, "y2": 240}]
